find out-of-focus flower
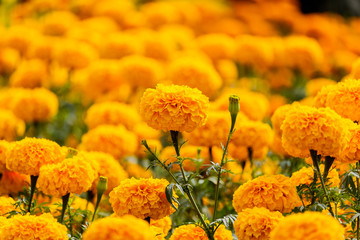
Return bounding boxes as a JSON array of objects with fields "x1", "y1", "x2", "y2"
[
  {"x1": 271, "y1": 102, "x2": 300, "y2": 137},
  {"x1": 140, "y1": 84, "x2": 209, "y2": 133},
  {"x1": 82, "y1": 215, "x2": 153, "y2": 240},
  {"x1": 0, "y1": 196, "x2": 15, "y2": 216},
  {"x1": 228, "y1": 144, "x2": 268, "y2": 162},
  {"x1": 9, "y1": 59, "x2": 49, "y2": 88},
  {"x1": 5, "y1": 26, "x2": 39, "y2": 55},
  {"x1": 0, "y1": 171, "x2": 29, "y2": 195},
  {"x1": 0, "y1": 47, "x2": 20, "y2": 74},
  {"x1": 140, "y1": 31, "x2": 177, "y2": 62},
  {"x1": 6, "y1": 137, "x2": 65, "y2": 176},
  {"x1": 41, "y1": 11, "x2": 78, "y2": 36},
  {"x1": 233, "y1": 174, "x2": 301, "y2": 213},
  {"x1": 196, "y1": 34, "x2": 235, "y2": 61},
  {"x1": 265, "y1": 68, "x2": 294, "y2": 90},
  {"x1": 215, "y1": 59, "x2": 238, "y2": 85},
  {"x1": 125, "y1": 162, "x2": 153, "y2": 179},
  {"x1": 305, "y1": 78, "x2": 337, "y2": 97},
  {"x1": 169, "y1": 224, "x2": 232, "y2": 240},
  {"x1": 340, "y1": 125, "x2": 360, "y2": 164},
  {"x1": 0, "y1": 109, "x2": 25, "y2": 141},
  {"x1": 0, "y1": 140, "x2": 10, "y2": 172},
  {"x1": 234, "y1": 207, "x2": 284, "y2": 240},
  {"x1": 270, "y1": 212, "x2": 344, "y2": 240},
  {"x1": 150, "y1": 216, "x2": 172, "y2": 236},
  {"x1": 109, "y1": 178, "x2": 175, "y2": 220},
  {"x1": 100, "y1": 33, "x2": 142, "y2": 59},
  {"x1": 291, "y1": 165, "x2": 340, "y2": 187},
  {"x1": 79, "y1": 124, "x2": 138, "y2": 160}
]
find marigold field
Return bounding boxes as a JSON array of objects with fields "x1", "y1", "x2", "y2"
[{"x1": 1, "y1": 0, "x2": 360, "y2": 239}]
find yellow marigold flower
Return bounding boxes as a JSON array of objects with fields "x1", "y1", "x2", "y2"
[
  {"x1": 183, "y1": 110, "x2": 230, "y2": 148},
  {"x1": 79, "y1": 124, "x2": 138, "y2": 160},
  {"x1": 0, "y1": 47, "x2": 20, "y2": 74},
  {"x1": 196, "y1": 34, "x2": 235, "y2": 61},
  {"x1": 167, "y1": 58, "x2": 222, "y2": 98},
  {"x1": 0, "y1": 196, "x2": 15, "y2": 216},
  {"x1": 9, "y1": 59, "x2": 49, "y2": 88},
  {"x1": 350, "y1": 57, "x2": 360, "y2": 79},
  {"x1": 100, "y1": 32, "x2": 142, "y2": 59},
  {"x1": 265, "y1": 68, "x2": 293, "y2": 90},
  {"x1": 228, "y1": 144, "x2": 268, "y2": 162},
  {"x1": 291, "y1": 165, "x2": 340, "y2": 187},
  {"x1": 82, "y1": 215, "x2": 153, "y2": 240},
  {"x1": 151, "y1": 225, "x2": 166, "y2": 240},
  {"x1": 125, "y1": 162, "x2": 153, "y2": 179},
  {"x1": 305, "y1": 78, "x2": 337, "y2": 97},
  {"x1": 270, "y1": 211, "x2": 344, "y2": 240},
  {"x1": 38, "y1": 155, "x2": 96, "y2": 197},
  {"x1": 150, "y1": 216, "x2": 172, "y2": 236},
  {"x1": 119, "y1": 55, "x2": 164, "y2": 88},
  {"x1": 0, "y1": 140, "x2": 10, "y2": 172},
  {"x1": 0, "y1": 171, "x2": 29, "y2": 195},
  {"x1": 340, "y1": 125, "x2": 360, "y2": 164},
  {"x1": 140, "y1": 31, "x2": 177, "y2": 62},
  {"x1": 271, "y1": 102, "x2": 300, "y2": 137},
  {"x1": 7, "y1": 88, "x2": 58, "y2": 122},
  {"x1": 6, "y1": 137, "x2": 64, "y2": 176},
  {"x1": 0, "y1": 213, "x2": 68, "y2": 240},
  {"x1": 141, "y1": 2, "x2": 181, "y2": 28},
  {"x1": 215, "y1": 59, "x2": 238, "y2": 85},
  {"x1": 159, "y1": 145, "x2": 222, "y2": 171},
  {"x1": 109, "y1": 177, "x2": 176, "y2": 220},
  {"x1": 81, "y1": 151, "x2": 128, "y2": 194},
  {"x1": 5, "y1": 26, "x2": 39, "y2": 55},
  {"x1": 270, "y1": 136, "x2": 289, "y2": 157},
  {"x1": 234, "y1": 207, "x2": 284, "y2": 240},
  {"x1": 268, "y1": 94, "x2": 288, "y2": 116},
  {"x1": 281, "y1": 106, "x2": 348, "y2": 158},
  {"x1": 140, "y1": 84, "x2": 209, "y2": 133},
  {"x1": 233, "y1": 174, "x2": 301, "y2": 213},
  {"x1": 41, "y1": 11, "x2": 78, "y2": 36},
  {"x1": 0, "y1": 109, "x2": 25, "y2": 141},
  {"x1": 313, "y1": 84, "x2": 337, "y2": 108},
  {"x1": 231, "y1": 120, "x2": 273, "y2": 151},
  {"x1": 85, "y1": 102, "x2": 141, "y2": 130},
  {"x1": 26, "y1": 35, "x2": 56, "y2": 61},
  {"x1": 169, "y1": 224, "x2": 232, "y2": 240}
]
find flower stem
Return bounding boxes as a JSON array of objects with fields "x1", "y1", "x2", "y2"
[
  {"x1": 323, "y1": 156, "x2": 335, "y2": 179},
  {"x1": 27, "y1": 175, "x2": 38, "y2": 213},
  {"x1": 60, "y1": 193, "x2": 70, "y2": 223}
]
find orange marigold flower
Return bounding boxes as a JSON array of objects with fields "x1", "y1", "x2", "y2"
[
  {"x1": 271, "y1": 102, "x2": 300, "y2": 137},
  {"x1": 79, "y1": 124, "x2": 138, "y2": 160},
  {"x1": 82, "y1": 215, "x2": 153, "y2": 240},
  {"x1": 109, "y1": 177, "x2": 176, "y2": 220},
  {"x1": 9, "y1": 59, "x2": 49, "y2": 88},
  {"x1": 313, "y1": 84, "x2": 337, "y2": 108},
  {"x1": 37, "y1": 155, "x2": 96, "y2": 197},
  {"x1": 125, "y1": 162, "x2": 153, "y2": 179},
  {"x1": 0, "y1": 213, "x2": 68, "y2": 240},
  {"x1": 150, "y1": 216, "x2": 172, "y2": 236},
  {"x1": 140, "y1": 84, "x2": 209, "y2": 133},
  {"x1": 0, "y1": 109, "x2": 25, "y2": 141},
  {"x1": 169, "y1": 224, "x2": 232, "y2": 240},
  {"x1": 41, "y1": 11, "x2": 78, "y2": 36},
  {"x1": 228, "y1": 144, "x2": 268, "y2": 162},
  {"x1": 0, "y1": 196, "x2": 15, "y2": 216},
  {"x1": 270, "y1": 211, "x2": 344, "y2": 240},
  {"x1": 196, "y1": 33, "x2": 236, "y2": 61},
  {"x1": 183, "y1": 110, "x2": 230, "y2": 148},
  {"x1": 0, "y1": 140, "x2": 10, "y2": 172},
  {"x1": 234, "y1": 207, "x2": 284, "y2": 240},
  {"x1": 85, "y1": 101, "x2": 141, "y2": 130},
  {"x1": 305, "y1": 78, "x2": 337, "y2": 97},
  {"x1": 291, "y1": 165, "x2": 340, "y2": 188},
  {"x1": 167, "y1": 58, "x2": 222, "y2": 98},
  {"x1": 0, "y1": 171, "x2": 29, "y2": 195},
  {"x1": 340, "y1": 125, "x2": 360, "y2": 164},
  {"x1": 6, "y1": 137, "x2": 65, "y2": 176},
  {"x1": 233, "y1": 174, "x2": 301, "y2": 213},
  {"x1": 100, "y1": 32, "x2": 142, "y2": 59}
]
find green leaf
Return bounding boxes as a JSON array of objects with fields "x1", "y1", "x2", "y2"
[{"x1": 165, "y1": 184, "x2": 178, "y2": 211}]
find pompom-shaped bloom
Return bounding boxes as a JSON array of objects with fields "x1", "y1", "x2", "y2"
[
  {"x1": 0, "y1": 213, "x2": 68, "y2": 240},
  {"x1": 170, "y1": 224, "x2": 232, "y2": 240},
  {"x1": 167, "y1": 58, "x2": 222, "y2": 98},
  {"x1": 120, "y1": 55, "x2": 164, "y2": 88},
  {"x1": 0, "y1": 109, "x2": 25, "y2": 141},
  {"x1": 7, "y1": 88, "x2": 58, "y2": 122},
  {"x1": 270, "y1": 211, "x2": 344, "y2": 240},
  {"x1": 82, "y1": 215, "x2": 153, "y2": 240},
  {"x1": 140, "y1": 84, "x2": 209, "y2": 133},
  {"x1": 231, "y1": 120, "x2": 274, "y2": 151},
  {"x1": 305, "y1": 78, "x2": 337, "y2": 97},
  {"x1": 41, "y1": 11, "x2": 78, "y2": 36},
  {"x1": 271, "y1": 102, "x2": 300, "y2": 137},
  {"x1": 313, "y1": 84, "x2": 337, "y2": 108},
  {"x1": 9, "y1": 59, "x2": 49, "y2": 88},
  {"x1": 109, "y1": 178, "x2": 175, "y2": 220},
  {"x1": 0, "y1": 140, "x2": 10, "y2": 172},
  {"x1": 233, "y1": 174, "x2": 301, "y2": 213},
  {"x1": 340, "y1": 125, "x2": 360, "y2": 164},
  {"x1": 228, "y1": 144, "x2": 268, "y2": 162},
  {"x1": 6, "y1": 137, "x2": 65, "y2": 176},
  {"x1": 234, "y1": 207, "x2": 284, "y2": 240},
  {"x1": 196, "y1": 34, "x2": 235, "y2": 61},
  {"x1": 38, "y1": 155, "x2": 96, "y2": 197},
  {"x1": 183, "y1": 111, "x2": 230, "y2": 147},
  {"x1": 85, "y1": 101, "x2": 141, "y2": 130},
  {"x1": 79, "y1": 124, "x2": 138, "y2": 159},
  {"x1": 291, "y1": 165, "x2": 340, "y2": 187},
  {"x1": 281, "y1": 105, "x2": 347, "y2": 158},
  {"x1": 150, "y1": 216, "x2": 172, "y2": 236},
  {"x1": 0, "y1": 171, "x2": 29, "y2": 195},
  {"x1": 100, "y1": 33, "x2": 142, "y2": 59},
  {"x1": 0, "y1": 196, "x2": 15, "y2": 216}
]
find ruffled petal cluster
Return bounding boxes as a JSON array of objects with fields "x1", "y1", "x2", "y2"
[
  {"x1": 109, "y1": 177, "x2": 175, "y2": 220},
  {"x1": 0, "y1": 140, "x2": 10, "y2": 172},
  {"x1": 0, "y1": 171, "x2": 29, "y2": 195},
  {"x1": 0, "y1": 109, "x2": 25, "y2": 141},
  {"x1": 0, "y1": 196, "x2": 15, "y2": 216},
  {"x1": 140, "y1": 84, "x2": 209, "y2": 133},
  {"x1": 340, "y1": 125, "x2": 360, "y2": 163},
  {"x1": 233, "y1": 175, "x2": 301, "y2": 213},
  {"x1": 169, "y1": 224, "x2": 232, "y2": 240},
  {"x1": 291, "y1": 165, "x2": 340, "y2": 187}
]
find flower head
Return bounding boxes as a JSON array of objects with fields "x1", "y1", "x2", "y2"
[
  {"x1": 169, "y1": 224, "x2": 232, "y2": 240},
  {"x1": 140, "y1": 84, "x2": 209, "y2": 133},
  {"x1": 305, "y1": 78, "x2": 337, "y2": 97},
  {"x1": 0, "y1": 109, "x2": 25, "y2": 141},
  {"x1": 0, "y1": 140, "x2": 10, "y2": 172},
  {"x1": 109, "y1": 177, "x2": 176, "y2": 220},
  {"x1": 150, "y1": 216, "x2": 172, "y2": 236},
  {"x1": 291, "y1": 165, "x2": 340, "y2": 187},
  {"x1": 9, "y1": 59, "x2": 49, "y2": 88},
  {"x1": 233, "y1": 174, "x2": 301, "y2": 213},
  {"x1": 0, "y1": 171, "x2": 29, "y2": 195},
  {"x1": 196, "y1": 33, "x2": 235, "y2": 61},
  {"x1": 0, "y1": 196, "x2": 15, "y2": 216}
]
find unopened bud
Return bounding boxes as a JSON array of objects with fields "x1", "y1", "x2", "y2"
[
  {"x1": 97, "y1": 176, "x2": 108, "y2": 195},
  {"x1": 229, "y1": 95, "x2": 240, "y2": 131}
]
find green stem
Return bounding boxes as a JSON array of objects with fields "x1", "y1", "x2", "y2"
[
  {"x1": 27, "y1": 175, "x2": 38, "y2": 213},
  {"x1": 357, "y1": 216, "x2": 359, "y2": 240},
  {"x1": 60, "y1": 193, "x2": 70, "y2": 223},
  {"x1": 92, "y1": 190, "x2": 105, "y2": 222},
  {"x1": 310, "y1": 150, "x2": 334, "y2": 217}
]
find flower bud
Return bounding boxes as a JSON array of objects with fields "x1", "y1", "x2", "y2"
[
  {"x1": 97, "y1": 176, "x2": 108, "y2": 196},
  {"x1": 229, "y1": 95, "x2": 240, "y2": 131}
]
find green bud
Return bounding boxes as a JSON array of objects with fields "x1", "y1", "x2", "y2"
[
  {"x1": 228, "y1": 95, "x2": 240, "y2": 116},
  {"x1": 97, "y1": 176, "x2": 108, "y2": 195}
]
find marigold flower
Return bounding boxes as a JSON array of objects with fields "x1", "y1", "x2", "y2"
[
  {"x1": 79, "y1": 124, "x2": 138, "y2": 160},
  {"x1": 183, "y1": 111, "x2": 230, "y2": 148},
  {"x1": 233, "y1": 174, "x2": 301, "y2": 213},
  {"x1": 6, "y1": 137, "x2": 65, "y2": 176},
  {"x1": 270, "y1": 211, "x2": 344, "y2": 240},
  {"x1": 0, "y1": 213, "x2": 68, "y2": 240},
  {"x1": 85, "y1": 101, "x2": 141, "y2": 130},
  {"x1": 141, "y1": 2, "x2": 181, "y2": 28},
  {"x1": 281, "y1": 106, "x2": 348, "y2": 158},
  {"x1": 82, "y1": 215, "x2": 153, "y2": 240},
  {"x1": 119, "y1": 55, "x2": 164, "y2": 88},
  {"x1": 38, "y1": 155, "x2": 96, "y2": 197},
  {"x1": 140, "y1": 84, "x2": 209, "y2": 133},
  {"x1": 291, "y1": 165, "x2": 340, "y2": 187},
  {"x1": 125, "y1": 162, "x2": 153, "y2": 178},
  {"x1": 196, "y1": 33, "x2": 235, "y2": 61},
  {"x1": 340, "y1": 125, "x2": 360, "y2": 164},
  {"x1": 141, "y1": 31, "x2": 177, "y2": 62},
  {"x1": 169, "y1": 224, "x2": 232, "y2": 240},
  {"x1": 0, "y1": 109, "x2": 25, "y2": 141},
  {"x1": 0, "y1": 140, "x2": 10, "y2": 172},
  {"x1": 305, "y1": 78, "x2": 337, "y2": 97},
  {"x1": 41, "y1": 11, "x2": 78, "y2": 36},
  {"x1": 167, "y1": 58, "x2": 222, "y2": 98},
  {"x1": 0, "y1": 47, "x2": 20, "y2": 74},
  {"x1": 228, "y1": 144, "x2": 268, "y2": 162},
  {"x1": 100, "y1": 33, "x2": 142, "y2": 59},
  {"x1": 109, "y1": 177, "x2": 176, "y2": 220},
  {"x1": 150, "y1": 216, "x2": 172, "y2": 236},
  {"x1": 9, "y1": 59, "x2": 49, "y2": 88},
  {"x1": 234, "y1": 207, "x2": 284, "y2": 240},
  {"x1": 271, "y1": 102, "x2": 300, "y2": 137},
  {"x1": 0, "y1": 171, "x2": 29, "y2": 195},
  {"x1": 0, "y1": 196, "x2": 15, "y2": 216},
  {"x1": 313, "y1": 84, "x2": 337, "y2": 108}
]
